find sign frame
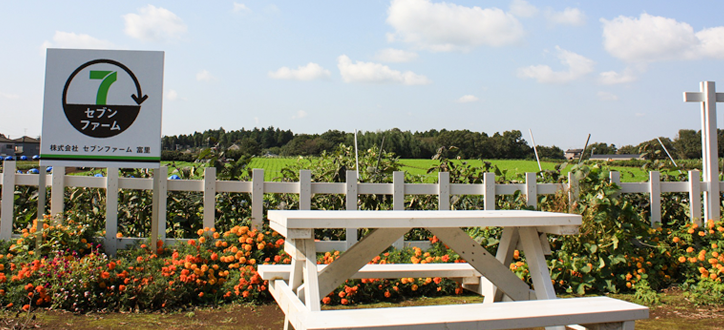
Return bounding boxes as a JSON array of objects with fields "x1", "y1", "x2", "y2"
[{"x1": 40, "y1": 48, "x2": 164, "y2": 168}]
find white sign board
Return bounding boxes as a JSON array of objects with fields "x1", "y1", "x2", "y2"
[{"x1": 40, "y1": 48, "x2": 164, "y2": 168}]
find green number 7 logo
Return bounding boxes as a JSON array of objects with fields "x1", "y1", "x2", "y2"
[{"x1": 90, "y1": 70, "x2": 117, "y2": 105}]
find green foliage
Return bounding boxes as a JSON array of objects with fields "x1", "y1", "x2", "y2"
[{"x1": 669, "y1": 220, "x2": 724, "y2": 306}]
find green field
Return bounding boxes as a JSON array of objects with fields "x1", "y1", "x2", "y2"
[
  {"x1": 239, "y1": 158, "x2": 682, "y2": 183},
  {"x1": 3, "y1": 158, "x2": 674, "y2": 182}
]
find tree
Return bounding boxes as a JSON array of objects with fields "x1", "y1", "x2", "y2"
[
  {"x1": 673, "y1": 129, "x2": 700, "y2": 159},
  {"x1": 535, "y1": 145, "x2": 565, "y2": 159}
]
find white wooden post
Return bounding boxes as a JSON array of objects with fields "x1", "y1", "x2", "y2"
[
  {"x1": 392, "y1": 171, "x2": 404, "y2": 249},
  {"x1": 251, "y1": 169, "x2": 264, "y2": 229},
  {"x1": 151, "y1": 166, "x2": 168, "y2": 253},
  {"x1": 609, "y1": 171, "x2": 620, "y2": 186},
  {"x1": 157, "y1": 166, "x2": 168, "y2": 240},
  {"x1": 105, "y1": 167, "x2": 119, "y2": 255},
  {"x1": 299, "y1": 170, "x2": 311, "y2": 210},
  {"x1": 438, "y1": 171, "x2": 450, "y2": 210},
  {"x1": 203, "y1": 167, "x2": 217, "y2": 230},
  {"x1": 37, "y1": 166, "x2": 47, "y2": 219},
  {"x1": 568, "y1": 172, "x2": 579, "y2": 212},
  {"x1": 649, "y1": 171, "x2": 661, "y2": 227},
  {"x1": 345, "y1": 170, "x2": 358, "y2": 249},
  {"x1": 684, "y1": 81, "x2": 724, "y2": 222},
  {"x1": 0, "y1": 161, "x2": 16, "y2": 240},
  {"x1": 689, "y1": 170, "x2": 702, "y2": 226},
  {"x1": 525, "y1": 172, "x2": 537, "y2": 208},
  {"x1": 483, "y1": 172, "x2": 495, "y2": 210},
  {"x1": 50, "y1": 166, "x2": 65, "y2": 220}
]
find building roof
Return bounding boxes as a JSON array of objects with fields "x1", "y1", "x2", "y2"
[
  {"x1": 13, "y1": 136, "x2": 40, "y2": 143},
  {"x1": 0, "y1": 135, "x2": 12, "y2": 143},
  {"x1": 590, "y1": 154, "x2": 642, "y2": 160}
]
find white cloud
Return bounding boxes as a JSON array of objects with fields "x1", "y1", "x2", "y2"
[
  {"x1": 545, "y1": 8, "x2": 585, "y2": 26},
  {"x1": 233, "y1": 2, "x2": 250, "y2": 13},
  {"x1": 599, "y1": 13, "x2": 724, "y2": 62},
  {"x1": 375, "y1": 48, "x2": 418, "y2": 63},
  {"x1": 337, "y1": 55, "x2": 431, "y2": 85},
  {"x1": 0, "y1": 92, "x2": 20, "y2": 99},
  {"x1": 599, "y1": 68, "x2": 637, "y2": 85},
  {"x1": 695, "y1": 27, "x2": 724, "y2": 59},
  {"x1": 123, "y1": 5, "x2": 187, "y2": 42},
  {"x1": 597, "y1": 91, "x2": 619, "y2": 101},
  {"x1": 166, "y1": 89, "x2": 179, "y2": 101},
  {"x1": 456, "y1": 95, "x2": 479, "y2": 103},
  {"x1": 517, "y1": 46, "x2": 595, "y2": 84},
  {"x1": 509, "y1": 0, "x2": 538, "y2": 18},
  {"x1": 386, "y1": 0, "x2": 524, "y2": 51},
  {"x1": 268, "y1": 63, "x2": 331, "y2": 81},
  {"x1": 41, "y1": 31, "x2": 116, "y2": 51},
  {"x1": 292, "y1": 110, "x2": 308, "y2": 119},
  {"x1": 196, "y1": 70, "x2": 215, "y2": 82}
]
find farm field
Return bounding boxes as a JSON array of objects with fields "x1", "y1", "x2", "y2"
[
  {"x1": 241, "y1": 158, "x2": 683, "y2": 182},
  {"x1": 4, "y1": 158, "x2": 684, "y2": 182}
]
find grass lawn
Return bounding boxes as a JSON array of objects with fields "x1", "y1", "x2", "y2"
[{"x1": 2, "y1": 289, "x2": 721, "y2": 330}]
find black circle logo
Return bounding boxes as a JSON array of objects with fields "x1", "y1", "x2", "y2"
[{"x1": 62, "y1": 59, "x2": 148, "y2": 138}]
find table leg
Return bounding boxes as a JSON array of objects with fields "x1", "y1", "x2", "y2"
[
  {"x1": 285, "y1": 238, "x2": 321, "y2": 312},
  {"x1": 301, "y1": 239, "x2": 321, "y2": 311},
  {"x1": 486, "y1": 227, "x2": 520, "y2": 303},
  {"x1": 519, "y1": 227, "x2": 565, "y2": 330},
  {"x1": 519, "y1": 227, "x2": 556, "y2": 300},
  {"x1": 429, "y1": 228, "x2": 531, "y2": 302}
]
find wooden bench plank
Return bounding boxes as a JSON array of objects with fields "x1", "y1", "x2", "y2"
[
  {"x1": 294, "y1": 296, "x2": 648, "y2": 330},
  {"x1": 259, "y1": 263, "x2": 483, "y2": 282},
  {"x1": 267, "y1": 210, "x2": 582, "y2": 231}
]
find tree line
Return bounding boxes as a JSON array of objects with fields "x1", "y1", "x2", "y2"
[{"x1": 161, "y1": 127, "x2": 718, "y2": 160}]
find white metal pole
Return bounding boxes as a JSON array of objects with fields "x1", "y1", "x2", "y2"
[
  {"x1": 528, "y1": 129, "x2": 542, "y2": 172},
  {"x1": 354, "y1": 129, "x2": 360, "y2": 181}
]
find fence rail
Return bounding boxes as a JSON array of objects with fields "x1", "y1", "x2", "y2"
[{"x1": 0, "y1": 161, "x2": 705, "y2": 254}]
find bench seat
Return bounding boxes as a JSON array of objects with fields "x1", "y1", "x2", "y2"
[
  {"x1": 270, "y1": 280, "x2": 648, "y2": 330},
  {"x1": 258, "y1": 263, "x2": 482, "y2": 283}
]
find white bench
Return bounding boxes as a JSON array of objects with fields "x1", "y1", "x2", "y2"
[
  {"x1": 270, "y1": 279, "x2": 648, "y2": 330},
  {"x1": 259, "y1": 263, "x2": 528, "y2": 303},
  {"x1": 258, "y1": 263, "x2": 483, "y2": 285}
]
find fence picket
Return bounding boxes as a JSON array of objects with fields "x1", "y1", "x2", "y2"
[
  {"x1": 689, "y1": 170, "x2": 702, "y2": 226},
  {"x1": 51, "y1": 166, "x2": 65, "y2": 218},
  {"x1": 649, "y1": 171, "x2": 662, "y2": 227},
  {"x1": 0, "y1": 161, "x2": 16, "y2": 240},
  {"x1": 105, "y1": 168, "x2": 119, "y2": 255}
]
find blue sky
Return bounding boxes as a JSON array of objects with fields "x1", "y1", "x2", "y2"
[{"x1": 2, "y1": 0, "x2": 724, "y2": 150}]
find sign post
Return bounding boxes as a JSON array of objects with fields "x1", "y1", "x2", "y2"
[
  {"x1": 683, "y1": 81, "x2": 724, "y2": 222},
  {"x1": 40, "y1": 49, "x2": 164, "y2": 168}
]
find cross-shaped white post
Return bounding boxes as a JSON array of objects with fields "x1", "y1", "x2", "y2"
[{"x1": 684, "y1": 81, "x2": 724, "y2": 222}]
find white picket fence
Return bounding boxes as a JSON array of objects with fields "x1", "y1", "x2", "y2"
[{"x1": 0, "y1": 160, "x2": 705, "y2": 254}]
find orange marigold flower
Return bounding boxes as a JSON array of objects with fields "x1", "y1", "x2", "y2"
[
  {"x1": 199, "y1": 237, "x2": 206, "y2": 244},
  {"x1": 188, "y1": 240, "x2": 196, "y2": 246},
  {"x1": 322, "y1": 297, "x2": 331, "y2": 304},
  {"x1": 116, "y1": 233, "x2": 123, "y2": 238},
  {"x1": 101, "y1": 271, "x2": 110, "y2": 279}
]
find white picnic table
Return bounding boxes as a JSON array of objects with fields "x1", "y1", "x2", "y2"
[{"x1": 264, "y1": 210, "x2": 648, "y2": 330}]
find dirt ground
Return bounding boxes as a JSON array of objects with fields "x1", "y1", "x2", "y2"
[{"x1": 1, "y1": 291, "x2": 723, "y2": 330}]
